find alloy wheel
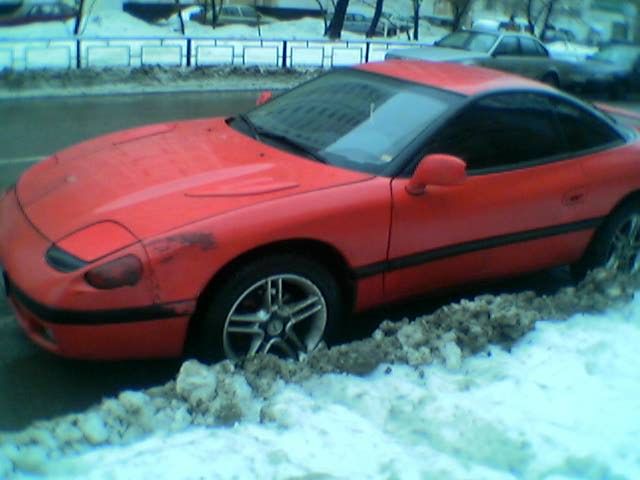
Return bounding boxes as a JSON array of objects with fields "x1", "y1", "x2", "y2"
[
  {"x1": 605, "y1": 213, "x2": 640, "y2": 273},
  {"x1": 222, "y1": 274, "x2": 327, "y2": 360}
]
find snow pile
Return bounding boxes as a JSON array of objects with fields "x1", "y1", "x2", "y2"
[{"x1": 1, "y1": 269, "x2": 639, "y2": 479}]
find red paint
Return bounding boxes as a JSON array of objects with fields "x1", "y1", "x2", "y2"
[{"x1": 359, "y1": 60, "x2": 550, "y2": 96}]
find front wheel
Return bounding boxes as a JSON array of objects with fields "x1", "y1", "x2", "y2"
[
  {"x1": 572, "y1": 202, "x2": 640, "y2": 279},
  {"x1": 193, "y1": 255, "x2": 342, "y2": 361}
]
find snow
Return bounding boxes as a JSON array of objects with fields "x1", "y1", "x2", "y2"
[
  {"x1": 0, "y1": 0, "x2": 436, "y2": 41},
  {"x1": 1, "y1": 270, "x2": 640, "y2": 479},
  {"x1": 80, "y1": 8, "x2": 183, "y2": 38}
]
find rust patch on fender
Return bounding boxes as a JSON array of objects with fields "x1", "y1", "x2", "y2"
[{"x1": 149, "y1": 232, "x2": 216, "y2": 255}]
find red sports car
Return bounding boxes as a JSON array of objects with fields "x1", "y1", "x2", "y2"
[{"x1": 2, "y1": 61, "x2": 640, "y2": 361}]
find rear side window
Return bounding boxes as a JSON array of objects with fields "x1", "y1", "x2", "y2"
[
  {"x1": 520, "y1": 38, "x2": 547, "y2": 57},
  {"x1": 552, "y1": 99, "x2": 623, "y2": 152},
  {"x1": 494, "y1": 36, "x2": 519, "y2": 55}
]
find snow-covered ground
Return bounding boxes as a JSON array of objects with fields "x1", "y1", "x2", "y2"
[
  {"x1": 1, "y1": 269, "x2": 639, "y2": 479},
  {"x1": 0, "y1": 0, "x2": 444, "y2": 41}
]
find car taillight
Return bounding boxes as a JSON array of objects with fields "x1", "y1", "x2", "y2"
[{"x1": 84, "y1": 255, "x2": 142, "y2": 289}]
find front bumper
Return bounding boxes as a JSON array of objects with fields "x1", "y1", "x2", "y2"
[
  {"x1": 0, "y1": 188, "x2": 194, "y2": 360},
  {"x1": 4, "y1": 272, "x2": 194, "y2": 359}
]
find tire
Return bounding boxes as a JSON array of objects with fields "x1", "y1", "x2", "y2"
[
  {"x1": 572, "y1": 201, "x2": 640, "y2": 279},
  {"x1": 541, "y1": 72, "x2": 559, "y2": 88},
  {"x1": 190, "y1": 254, "x2": 343, "y2": 362}
]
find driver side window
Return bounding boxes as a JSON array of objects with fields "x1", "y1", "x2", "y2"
[{"x1": 426, "y1": 93, "x2": 566, "y2": 172}]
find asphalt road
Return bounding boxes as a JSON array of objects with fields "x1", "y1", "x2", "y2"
[{"x1": 0, "y1": 91, "x2": 639, "y2": 432}]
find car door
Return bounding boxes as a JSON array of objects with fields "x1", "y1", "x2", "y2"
[
  {"x1": 384, "y1": 92, "x2": 601, "y2": 303},
  {"x1": 517, "y1": 37, "x2": 554, "y2": 80},
  {"x1": 483, "y1": 35, "x2": 526, "y2": 74}
]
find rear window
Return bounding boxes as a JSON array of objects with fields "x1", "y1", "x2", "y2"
[{"x1": 437, "y1": 31, "x2": 498, "y2": 53}]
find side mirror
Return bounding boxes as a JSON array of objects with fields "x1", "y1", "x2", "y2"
[
  {"x1": 256, "y1": 91, "x2": 273, "y2": 106},
  {"x1": 406, "y1": 154, "x2": 466, "y2": 196}
]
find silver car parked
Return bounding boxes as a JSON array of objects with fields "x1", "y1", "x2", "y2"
[
  {"x1": 191, "y1": 4, "x2": 267, "y2": 27},
  {"x1": 386, "y1": 30, "x2": 574, "y2": 88}
]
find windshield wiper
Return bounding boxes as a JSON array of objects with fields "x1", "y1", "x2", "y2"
[
  {"x1": 235, "y1": 114, "x2": 261, "y2": 140},
  {"x1": 254, "y1": 129, "x2": 326, "y2": 164},
  {"x1": 233, "y1": 115, "x2": 326, "y2": 163}
]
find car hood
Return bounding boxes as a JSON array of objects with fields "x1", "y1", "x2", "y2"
[
  {"x1": 385, "y1": 46, "x2": 487, "y2": 62},
  {"x1": 17, "y1": 118, "x2": 371, "y2": 241}
]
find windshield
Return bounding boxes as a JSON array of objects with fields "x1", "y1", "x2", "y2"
[
  {"x1": 592, "y1": 46, "x2": 640, "y2": 67},
  {"x1": 236, "y1": 70, "x2": 461, "y2": 175},
  {"x1": 437, "y1": 31, "x2": 499, "y2": 53}
]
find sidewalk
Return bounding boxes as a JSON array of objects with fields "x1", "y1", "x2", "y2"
[{"x1": 0, "y1": 65, "x2": 317, "y2": 99}]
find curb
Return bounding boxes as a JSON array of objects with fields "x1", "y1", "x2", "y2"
[{"x1": 0, "y1": 66, "x2": 318, "y2": 100}]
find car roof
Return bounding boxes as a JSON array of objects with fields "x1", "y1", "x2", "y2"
[
  {"x1": 358, "y1": 60, "x2": 552, "y2": 96},
  {"x1": 461, "y1": 29, "x2": 538, "y2": 40}
]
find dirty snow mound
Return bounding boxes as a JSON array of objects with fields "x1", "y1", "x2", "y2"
[{"x1": 0, "y1": 269, "x2": 638, "y2": 478}]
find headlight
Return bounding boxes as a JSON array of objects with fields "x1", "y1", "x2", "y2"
[{"x1": 84, "y1": 255, "x2": 143, "y2": 289}]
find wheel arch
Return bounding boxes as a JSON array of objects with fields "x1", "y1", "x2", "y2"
[
  {"x1": 605, "y1": 190, "x2": 640, "y2": 220},
  {"x1": 586, "y1": 190, "x2": 640, "y2": 246},
  {"x1": 186, "y1": 238, "x2": 357, "y2": 348},
  {"x1": 572, "y1": 189, "x2": 640, "y2": 279}
]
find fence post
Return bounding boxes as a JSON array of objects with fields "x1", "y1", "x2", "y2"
[
  {"x1": 76, "y1": 38, "x2": 81, "y2": 68},
  {"x1": 186, "y1": 38, "x2": 191, "y2": 67},
  {"x1": 282, "y1": 40, "x2": 287, "y2": 68}
]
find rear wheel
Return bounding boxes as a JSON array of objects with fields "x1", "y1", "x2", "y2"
[
  {"x1": 192, "y1": 254, "x2": 342, "y2": 361},
  {"x1": 572, "y1": 202, "x2": 640, "y2": 279}
]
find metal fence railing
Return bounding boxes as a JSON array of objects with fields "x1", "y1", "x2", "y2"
[{"x1": 0, "y1": 36, "x2": 428, "y2": 71}]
